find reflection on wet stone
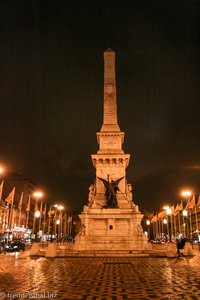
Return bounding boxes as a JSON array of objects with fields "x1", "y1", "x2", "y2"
[{"x1": 0, "y1": 255, "x2": 199, "y2": 299}]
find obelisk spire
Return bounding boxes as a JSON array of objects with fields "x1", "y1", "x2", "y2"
[{"x1": 101, "y1": 49, "x2": 120, "y2": 132}]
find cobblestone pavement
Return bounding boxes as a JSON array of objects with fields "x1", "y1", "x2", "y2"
[{"x1": 0, "y1": 253, "x2": 200, "y2": 300}]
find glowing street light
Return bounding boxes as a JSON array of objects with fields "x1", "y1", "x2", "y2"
[
  {"x1": 0, "y1": 167, "x2": 4, "y2": 174},
  {"x1": 35, "y1": 210, "x2": 41, "y2": 218},
  {"x1": 32, "y1": 191, "x2": 43, "y2": 239},
  {"x1": 166, "y1": 208, "x2": 172, "y2": 216},
  {"x1": 49, "y1": 206, "x2": 56, "y2": 243},
  {"x1": 164, "y1": 206, "x2": 172, "y2": 241},
  {"x1": 162, "y1": 218, "x2": 168, "y2": 239},
  {"x1": 181, "y1": 190, "x2": 192, "y2": 240},
  {"x1": 33, "y1": 191, "x2": 43, "y2": 199},
  {"x1": 56, "y1": 219, "x2": 61, "y2": 242},
  {"x1": 146, "y1": 220, "x2": 150, "y2": 241},
  {"x1": 57, "y1": 205, "x2": 64, "y2": 240},
  {"x1": 34, "y1": 210, "x2": 41, "y2": 242},
  {"x1": 182, "y1": 210, "x2": 188, "y2": 217},
  {"x1": 182, "y1": 209, "x2": 188, "y2": 238},
  {"x1": 181, "y1": 191, "x2": 192, "y2": 198},
  {"x1": 56, "y1": 219, "x2": 60, "y2": 225},
  {"x1": 57, "y1": 205, "x2": 64, "y2": 211}
]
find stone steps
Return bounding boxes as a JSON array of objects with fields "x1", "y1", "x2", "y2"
[{"x1": 55, "y1": 249, "x2": 151, "y2": 257}]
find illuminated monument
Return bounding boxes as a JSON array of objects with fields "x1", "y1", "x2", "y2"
[{"x1": 74, "y1": 49, "x2": 150, "y2": 252}]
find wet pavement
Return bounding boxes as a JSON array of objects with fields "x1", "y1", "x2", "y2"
[{"x1": 0, "y1": 252, "x2": 199, "y2": 299}]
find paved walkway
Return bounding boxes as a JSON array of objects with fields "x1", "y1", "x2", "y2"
[{"x1": 0, "y1": 253, "x2": 199, "y2": 299}]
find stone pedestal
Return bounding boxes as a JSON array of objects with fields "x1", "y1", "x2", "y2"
[
  {"x1": 74, "y1": 208, "x2": 150, "y2": 251},
  {"x1": 45, "y1": 243, "x2": 57, "y2": 257},
  {"x1": 166, "y1": 243, "x2": 177, "y2": 257},
  {"x1": 184, "y1": 242, "x2": 194, "y2": 256},
  {"x1": 30, "y1": 243, "x2": 41, "y2": 256}
]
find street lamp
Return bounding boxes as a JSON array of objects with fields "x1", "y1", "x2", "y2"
[
  {"x1": 163, "y1": 206, "x2": 172, "y2": 241},
  {"x1": 182, "y1": 209, "x2": 188, "y2": 239},
  {"x1": 34, "y1": 210, "x2": 41, "y2": 242},
  {"x1": 57, "y1": 205, "x2": 64, "y2": 210},
  {"x1": 166, "y1": 208, "x2": 172, "y2": 241},
  {"x1": 33, "y1": 191, "x2": 43, "y2": 199},
  {"x1": 57, "y1": 205, "x2": 64, "y2": 240},
  {"x1": 181, "y1": 190, "x2": 192, "y2": 241},
  {"x1": 146, "y1": 220, "x2": 150, "y2": 241},
  {"x1": 0, "y1": 167, "x2": 4, "y2": 174},
  {"x1": 32, "y1": 191, "x2": 43, "y2": 239},
  {"x1": 50, "y1": 206, "x2": 56, "y2": 243},
  {"x1": 56, "y1": 219, "x2": 60, "y2": 242},
  {"x1": 163, "y1": 218, "x2": 167, "y2": 240},
  {"x1": 181, "y1": 191, "x2": 192, "y2": 198}
]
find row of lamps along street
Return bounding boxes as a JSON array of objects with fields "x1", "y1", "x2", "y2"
[
  {"x1": 0, "y1": 165, "x2": 66, "y2": 243},
  {"x1": 145, "y1": 190, "x2": 198, "y2": 242},
  {"x1": 33, "y1": 193, "x2": 65, "y2": 243}
]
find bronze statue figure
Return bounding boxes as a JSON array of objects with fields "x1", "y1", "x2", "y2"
[{"x1": 97, "y1": 175, "x2": 124, "y2": 208}]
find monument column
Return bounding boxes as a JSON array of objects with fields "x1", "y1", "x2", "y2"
[
  {"x1": 91, "y1": 49, "x2": 130, "y2": 206},
  {"x1": 74, "y1": 49, "x2": 150, "y2": 252},
  {"x1": 101, "y1": 49, "x2": 119, "y2": 132}
]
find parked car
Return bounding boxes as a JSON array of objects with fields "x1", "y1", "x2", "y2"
[{"x1": 4, "y1": 239, "x2": 25, "y2": 252}]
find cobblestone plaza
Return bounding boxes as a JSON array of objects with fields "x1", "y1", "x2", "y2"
[{"x1": 0, "y1": 253, "x2": 199, "y2": 299}]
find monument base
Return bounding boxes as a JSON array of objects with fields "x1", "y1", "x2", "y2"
[{"x1": 74, "y1": 208, "x2": 151, "y2": 252}]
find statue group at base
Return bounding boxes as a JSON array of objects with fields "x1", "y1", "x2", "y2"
[
  {"x1": 83, "y1": 176, "x2": 139, "y2": 212},
  {"x1": 97, "y1": 175, "x2": 124, "y2": 208}
]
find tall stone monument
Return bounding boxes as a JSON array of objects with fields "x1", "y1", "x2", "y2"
[{"x1": 74, "y1": 49, "x2": 149, "y2": 252}]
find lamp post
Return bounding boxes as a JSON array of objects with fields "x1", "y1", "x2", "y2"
[
  {"x1": 32, "y1": 191, "x2": 43, "y2": 238},
  {"x1": 166, "y1": 208, "x2": 172, "y2": 242},
  {"x1": 50, "y1": 206, "x2": 56, "y2": 243},
  {"x1": 56, "y1": 219, "x2": 60, "y2": 242},
  {"x1": 163, "y1": 218, "x2": 167, "y2": 240},
  {"x1": 182, "y1": 209, "x2": 188, "y2": 239},
  {"x1": 146, "y1": 220, "x2": 150, "y2": 242},
  {"x1": 57, "y1": 205, "x2": 64, "y2": 240},
  {"x1": 163, "y1": 206, "x2": 172, "y2": 242},
  {"x1": 181, "y1": 190, "x2": 192, "y2": 240},
  {"x1": 34, "y1": 210, "x2": 41, "y2": 242}
]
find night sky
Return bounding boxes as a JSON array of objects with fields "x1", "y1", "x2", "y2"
[{"x1": 1, "y1": 1, "x2": 200, "y2": 213}]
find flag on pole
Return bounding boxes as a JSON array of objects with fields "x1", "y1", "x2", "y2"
[
  {"x1": 151, "y1": 215, "x2": 158, "y2": 223},
  {"x1": 67, "y1": 216, "x2": 72, "y2": 223},
  {"x1": 190, "y1": 195, "x2": 196, "y2": 209},
  {"x1": 34, "y1": 200, "x2": 38, "y2": 211},
  {"x1": 186, "y1": 196, "x2": 195, "y2": 209},
  {"x1": 59, "y1": 210, "x2": 63, "y2": 219},
  {"x1": 173, "y1": 204, "x2": 179, "y2": 216},
  {"x1": 178, "y1": 201, "x2": 183, "y2": 211},
  {"x1": 48, "y1": 208, "x2": 51, "y2": 218},
  {"x1": 43, "y1": 204, "x2": 47, "y2": 216},
  {"x1": 26, "y1": 196, "x2": 31, "y2": 212},
  {"x1": 174, "y1": 204, "x2": 179, "y2": 213},
  {"x1": 5, "y1": 187, "x2": 15, "y2": 204},
  {"x1": 18, "y1": 192, "x2": 23, "y2": 210},
  {"x1": 157, "y1": 210, "x2": 166, "y2": 220},
  {"x1": 186, "y1": 199, "x2": 191, "y2": 210},
  {"x1": 0, "y1": 181, "x2": 4, "y2": 200},
  {"x1": 39, "y1": 201, "x2": 43, "y2": 213}
]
